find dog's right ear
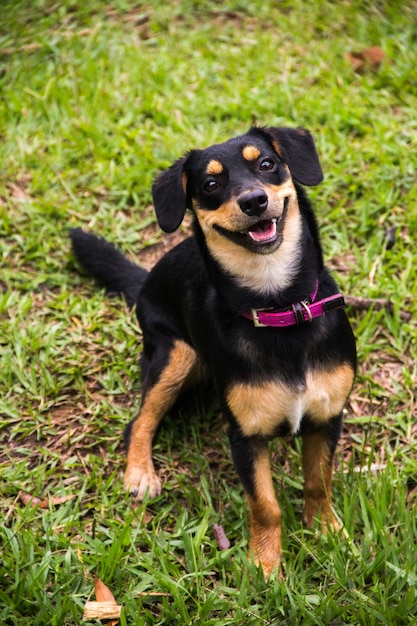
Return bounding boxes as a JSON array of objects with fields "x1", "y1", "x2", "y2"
[{"x1": 152, "y1": 156, "x2": 189, "y2": 233}]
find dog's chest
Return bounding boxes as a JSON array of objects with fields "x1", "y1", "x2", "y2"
[{"x1": 226, "y1": 364, "x2": 354, "y2": 437}]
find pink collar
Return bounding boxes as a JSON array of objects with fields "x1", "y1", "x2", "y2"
[{"x1": 240, "y1": 282, "x2": 345, "y2": 328}]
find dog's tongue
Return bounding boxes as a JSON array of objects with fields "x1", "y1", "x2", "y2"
[{"x1": 248, "y1": 219, "x2": 277, "y2": 242}]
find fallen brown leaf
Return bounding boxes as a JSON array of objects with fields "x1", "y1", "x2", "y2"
[
  {"x1": 20, "y1": 493, "x2": 43, "y2": 507},
  {"x1": 213, "y1": 523, "x2": 231, "y2": 550},
  {"x1": 346, "y1": 46, "x2": 385, "y2": 74},
  {"x1": 49, "y1": 495, "x2": 77, "y2": 506},
  {"x1": 83, "y1": 576, "x2": 121, "y2": 626},
  {"x1": 94, "y1": 575, "x2": 117, "y2": 603},
  {"x1": 20, "y1": 493, "x2": 75, "y2": 508},
  {"x1": 8, "y1": 182, "x2": 31, "y2": 200}
]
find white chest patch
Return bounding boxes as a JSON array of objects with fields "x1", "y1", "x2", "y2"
[{"x1": 209, "y1": 209, "x2": 302, "y2": 296}]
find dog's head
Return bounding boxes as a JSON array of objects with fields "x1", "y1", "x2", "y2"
[{"x1": 152, "y1": 127, "x2": 323, "y2": 258}]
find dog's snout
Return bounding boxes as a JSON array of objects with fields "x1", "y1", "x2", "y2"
[{"x1": 238, "y1": 190, "x2": 268, "y2": 216}]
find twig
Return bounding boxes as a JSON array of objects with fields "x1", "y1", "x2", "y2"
[
  {"x1": 83, "y1": 601, "x2": 121, "y2": 621},
  {"x1": 344, "y1": 295, "x2": 412, "y2": 321}
]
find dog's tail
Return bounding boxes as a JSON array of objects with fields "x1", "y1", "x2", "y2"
[{"x1": 70, "y1": 228, "x2": 148, "y2": 307}]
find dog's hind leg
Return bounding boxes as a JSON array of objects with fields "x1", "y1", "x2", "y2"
[{"x1": 124, "y1": 339, "x2": 199, "y2": 500}]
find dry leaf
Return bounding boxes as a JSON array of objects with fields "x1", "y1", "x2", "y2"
[
  {"x1": 8, "y1": 182, "x2": 30, "y2": 200},
  {"x1": 20, "y1": 493, "x2": 43, "y2": 507},
  {"x1": 82, "y1": 576, "x2": 121, "y2": 625},
  {"x1": 20, "y1": 493, "x2": 75, "y2": 508},
  {"x1": 94, "y1": 576, "x2": 117, "y2": 603},
  {"x1": 346, "y1": 46, "x2": 385, "y2": 74},
  {"x1": 49, "y1": 495, "x2": 76, "y2": 506},
  {"x1": 213, "y1": 523, "x2": 231, "y2": 550}
]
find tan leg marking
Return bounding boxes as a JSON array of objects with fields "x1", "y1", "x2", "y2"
[
  {"x1": 302, "y1": 431, "x2": 339, "y2": 531},
  {"x1": 226, "y1": 380, "x2": 302, "y2": 437},
  {"x1": 247, "y1": 445, "x2": 282, "y2": 579},
  {"x1": 304, "y1": 364, "x2": 354, "y2": 424},
  {"x1": 124, "y1": 340, "x2": 199, "y2": 499}
]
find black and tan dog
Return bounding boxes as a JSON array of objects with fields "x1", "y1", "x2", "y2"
[{"x1": 70, "y1": 126, "x2": 356, "y2": 578}]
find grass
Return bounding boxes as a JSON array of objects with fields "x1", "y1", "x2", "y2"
[{"x1": 1, "y1": 0, "x2": 416, "y2": 624}]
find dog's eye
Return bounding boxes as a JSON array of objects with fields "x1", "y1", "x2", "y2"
[
  {"x1": 203, "y1": 179, "x2": 221, "y2": 193},
  {"x1": 259, "y1": 158, "x2": 276, "y2": 172}
]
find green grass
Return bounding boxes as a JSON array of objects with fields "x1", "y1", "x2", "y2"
[{"x1": 1, "y1": 0, "x2": 416, "y2": 624}]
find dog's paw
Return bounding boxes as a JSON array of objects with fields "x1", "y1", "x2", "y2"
[
  {"x1": 322, "y1": 509, "x2": 341, "y2": 533},
  {"x1": 302, "y1": 502, "x2": 341, "y2": 533},
  {"x1": 123, "y1": 465, "x2": 162, "y2": 500},
  {"x1": 250, "y1": 529, "x2": 282, "y2": 581},
  {"x1": 253, "y1": 547, "x2": 283, "y2": 581}
]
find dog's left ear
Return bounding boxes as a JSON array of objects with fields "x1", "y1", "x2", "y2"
[
  {"x1": 262, "y1": 127, "x2": 323, "y2": 186},
  {"x1": 152, "y1": 156, "x2": 189, "y2": 233}
]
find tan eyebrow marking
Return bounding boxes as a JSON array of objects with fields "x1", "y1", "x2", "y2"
[
  {"x1": 206, "y1": 159, "x2": 223, "y2": 175},
  {"x1": 242, "y1": 145, "x2": 261, "y2": 161},
  {"x1": 271, "y1": 140, "x2": 283, "y2": 158}
]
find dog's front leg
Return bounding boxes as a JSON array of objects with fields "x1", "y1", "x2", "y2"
[
  {"x1": 301, "y1": 417, "x2": 342, "y2": 531},
  {"x1": 229, "y1": 428, "x2": 282, "y2": 578}
]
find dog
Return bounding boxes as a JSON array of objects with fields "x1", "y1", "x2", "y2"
[{"x1": 70, "y1": 126, "x2": 356, "y2": 578}]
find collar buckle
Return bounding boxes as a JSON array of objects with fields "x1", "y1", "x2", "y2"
[{"x1": 251, "y1": 307, "x2": 271, "y2": 328}]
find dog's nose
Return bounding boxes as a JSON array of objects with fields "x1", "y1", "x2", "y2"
[{"x1": 238, "y1": 190, "x2": 268, "y2": 216}]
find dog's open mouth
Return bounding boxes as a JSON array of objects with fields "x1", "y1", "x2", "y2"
[
  {"x1": 213, "y1": 198, "x2": 289, "y2": 254},
  {"x1": 246, "y1": 218, "x2": 278, "y2": 244}
]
